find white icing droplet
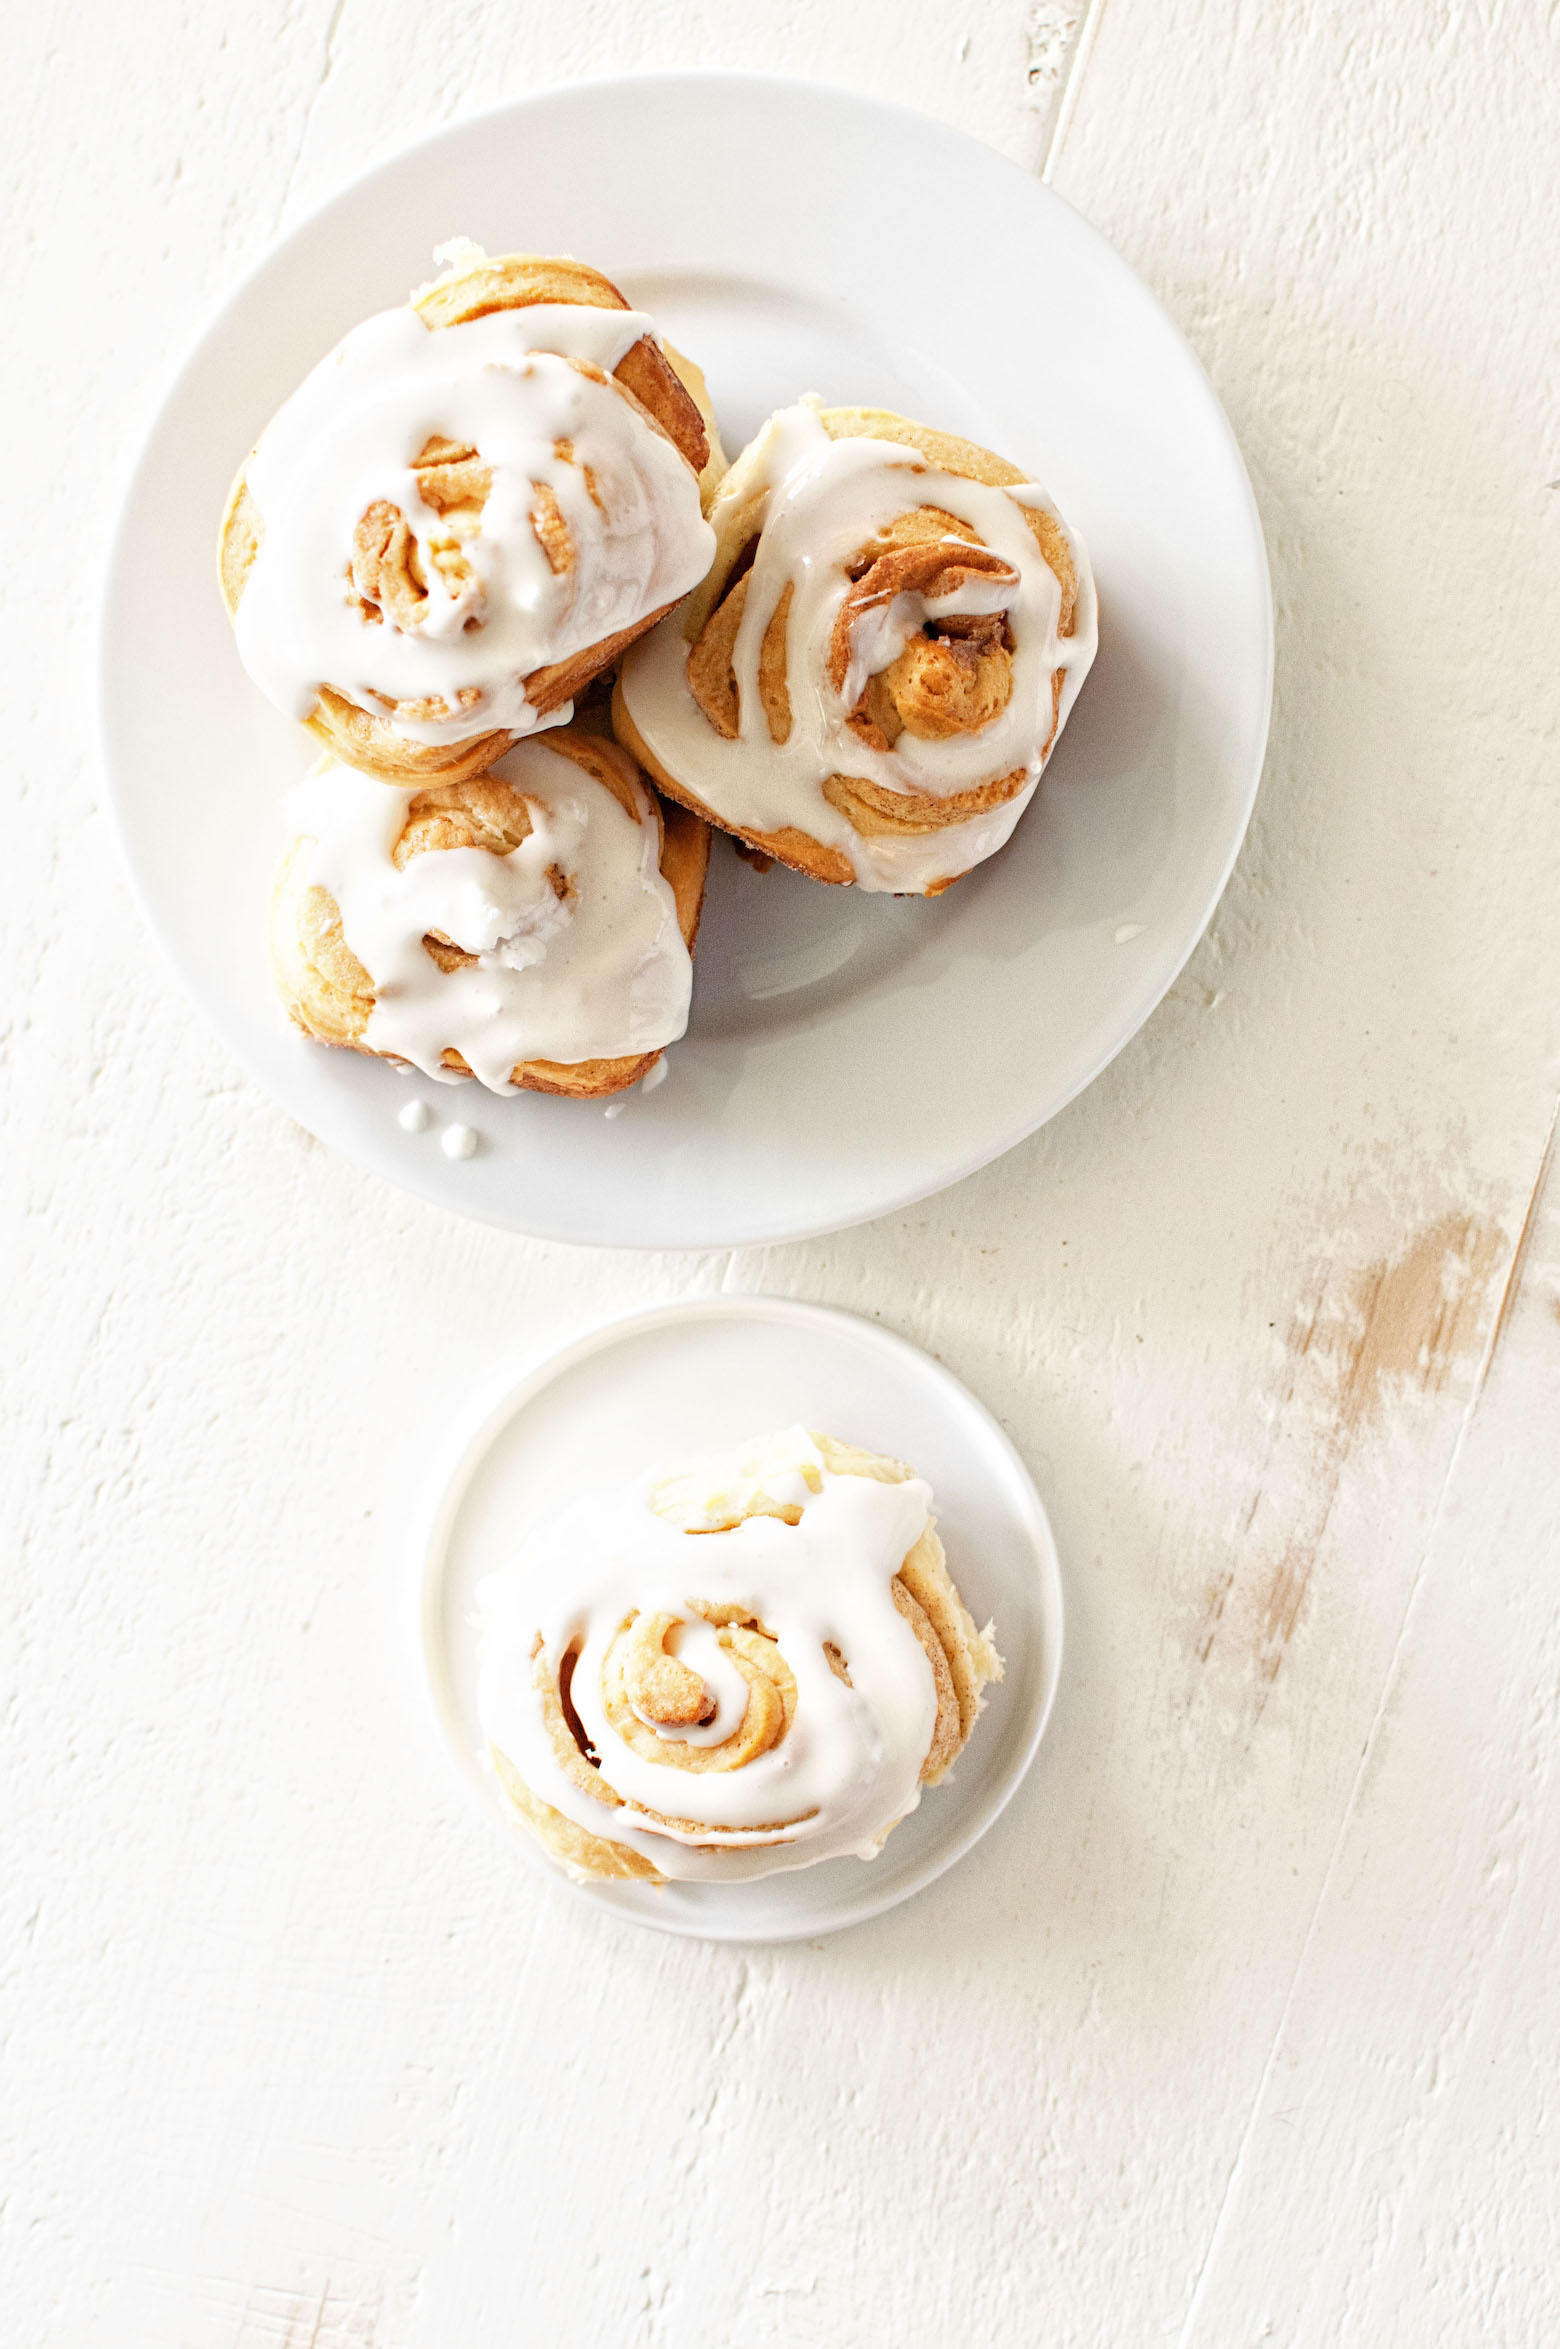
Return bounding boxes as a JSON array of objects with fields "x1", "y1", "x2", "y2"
[
  {"x1": 603, "y1": 1098, "x2": 629, "y2": 1121},
  {"x1": 398, "y1": 1097, "x2": 433, "y2": 1133},
  {"x1": 441, "y1": 1123, "x2": 478, "y2": 1159},
  {"x1": 640, "y1": 1057, "x2": 668, "y2": 1093},
  {"x1": 1115, "y1": 923, "x2": 1146, "y2": 943}
]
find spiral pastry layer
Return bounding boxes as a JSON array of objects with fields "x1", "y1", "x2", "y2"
[
  {"x1": 476, "y1": 1427, "x2": 1003, "y2": 1883},
  {"x1": 220, "y1": 244, "x2": 716, "y2": 784},
  {"x1": 612, "y1": 399, "x2": 1098, "y2": 894},
  {"x1": 270, "y1": 726, "x2": 708, "y2": 1098}
]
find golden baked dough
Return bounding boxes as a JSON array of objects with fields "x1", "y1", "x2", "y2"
[
  {"x1": 485, "y1": 1429, "x2": 1003, "y2": 1884},
  {"x1": 220, "y1": 250, "x2": 713, "y2": 785},
  {"x1": 612, "y1": 402, "x2": 1095, "y2": 895},
  {"x1": 660, "y1": 337, "x2": 729, "y2": 509},
  {"x1": 270, "y1": 725, "x2": 709, "y2": 1099}
]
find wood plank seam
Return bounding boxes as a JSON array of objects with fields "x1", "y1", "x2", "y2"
[
  {"x1": 1039, "y1": 0, "x2": 1109, "y2": 181},
  {"x1": 1481, "y1": 1092, "x2": 1559, "y2": 1376}
]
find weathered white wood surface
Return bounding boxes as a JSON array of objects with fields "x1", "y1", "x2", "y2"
[{"x1": 4, "y1": 3, "x2": 1558, "y2": 2342}]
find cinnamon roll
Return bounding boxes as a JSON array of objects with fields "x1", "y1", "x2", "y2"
[
  {"x1": 270, "y1": 725, "x2": 708, "y2": 1099},
  {"x1": 476, "y1": 1426, "x2": 1002, "y2": 1883},
  {"x1": 220, "y1": 243, "x2": 716, "y2": 784},
  {"x1": 612, "y1": 399, "x2": 1097, "y2": 894}
]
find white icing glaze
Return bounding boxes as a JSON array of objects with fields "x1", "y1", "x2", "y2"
[
  {"x1": 475, "y1": 1427, "x2": 943, "y2": 1881},
  {"x1": 617, "y1": 400, "x2": 1098, "y2": 892},
  {"x1": 283, "y1": 739, "x2": 692, "y2": 1089},
  {"x1": 397, "y1": 1097, "x2": 432, "y2": 1133},
  {"x1": 234, "y1": 295, "x2": 714, "y2": 746},
  {"x1": 440, "y1": 1123, "x2": 478, "y2": 1159}
]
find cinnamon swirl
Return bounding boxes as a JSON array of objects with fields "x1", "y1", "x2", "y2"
[
  {"x1": 476, "y1": 1426, "x2": 1002, "y2": 1883},
  {"x1": 612, "y1": 399, "x2": 1097, "y2": 894},
  {"x1": 220, "y1": 243, "x2": 716, "y2": 784},
  {"x1": 270, "y1": 725, "x2": 708, "y2": 1099}
]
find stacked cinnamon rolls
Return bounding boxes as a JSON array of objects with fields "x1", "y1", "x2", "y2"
[{"x1": 222, "y1": 241, "x2": 1097, "y2": 1099}]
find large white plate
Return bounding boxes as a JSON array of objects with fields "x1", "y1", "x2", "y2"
[
  {"x1": 420, "y1": 1297, "x2": 1063, "y2": 1942},
  {"x1": 102, "y1": 73, "x2": 1271, "y2": 1249}
]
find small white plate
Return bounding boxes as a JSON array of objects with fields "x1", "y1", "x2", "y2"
[
  {"x1": 421, "y1": 1297, "x2": 1063, "y2": 1942},
  {"x1": 103, "y1": 72, "x2": 1271, "y2": 1248}
]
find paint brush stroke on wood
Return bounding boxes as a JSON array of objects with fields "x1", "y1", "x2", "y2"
[{"x1": 1197, "y1": 1214, "x2": 1506, "y2": 1692}]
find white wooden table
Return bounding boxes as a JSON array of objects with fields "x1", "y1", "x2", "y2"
[{"x1": 6, "y1": 4, "x2": 1559, "y2": 2342}]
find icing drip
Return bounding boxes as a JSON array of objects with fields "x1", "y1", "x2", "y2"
[
  {"x1": 235, "y1": 301, "x2": 715, "y2": 745},
  {"x1": 476, "y1": 1428, "x2": 943, "y2": 1881},
  {"x1": 618, "y1": 401, "x2": 1098, "y2": 892},
  {"x1": 284, "y1": 739, "x2": 692, "y2": 1088}
]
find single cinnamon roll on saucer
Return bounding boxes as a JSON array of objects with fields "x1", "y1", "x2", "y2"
[
  {"x1": 612, "y1": 398, "x2": 1097, "y2": 895},
  {"x1": 476, "y1": 1425, "x2": 1002, "y2": 1883},
  {"x1": 270, "y1": 725, "x2": 708, "y2": 1099},
  {"x1": 220, "y1": 241, "x2": 717, "y2": 785}
]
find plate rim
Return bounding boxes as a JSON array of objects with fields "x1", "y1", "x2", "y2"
[
  {"x1": 100, "y1": 70, "x2": 1274, "y2": 1251},
  {"x1": 416, "y1": 1291, "x2": 1065, "y2": 1943}
]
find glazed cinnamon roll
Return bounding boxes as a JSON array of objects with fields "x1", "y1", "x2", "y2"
[
  {"x1": 220, "y1": 243, "x2": 716, "y2": 785},
  {"x1": 476, "y1": 1426, "x2": 1002, "y2": 1883},
  {"x1": 612, "y1": 399, "x2": 1097, "y2": 894},
  {"x1": 270, "y1": 725, "x2": 708, "y2": 1099}
]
